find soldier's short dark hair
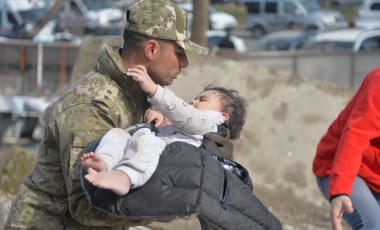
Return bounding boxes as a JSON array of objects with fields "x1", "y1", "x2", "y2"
[{"x1": 122, "y1": 29, "x2": 150, "y2": 52}]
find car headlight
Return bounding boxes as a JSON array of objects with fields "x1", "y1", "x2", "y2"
[{"x1": 322, "y1": 16, "x2": 336, "y2": 24}]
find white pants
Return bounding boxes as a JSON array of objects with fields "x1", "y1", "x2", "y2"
[{"x1": 96, "y1": 127, "x2": 166, "y2": 188}]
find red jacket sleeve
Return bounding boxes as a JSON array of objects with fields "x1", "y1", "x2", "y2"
[{"x1": 329, "y1": 68, "x2": 380, "y2": 198}]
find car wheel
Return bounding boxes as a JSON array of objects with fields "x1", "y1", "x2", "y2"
[
  {"x1": 331, "y1": 0, "x2": 340, "y2": 6},
  {"x1": 250, "y1": 26, "x2": 265, "y2": 38},
  {"x1": 83, "y1": 27, "x2": 97, "y2": 35}
]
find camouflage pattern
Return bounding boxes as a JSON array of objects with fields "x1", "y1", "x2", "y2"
[
  {"x1": 4, "y1": 45, "x2": 152, "y2": 229},
  {"x1": 126, "y1": 0, "x2": 207, "y2": 55}
]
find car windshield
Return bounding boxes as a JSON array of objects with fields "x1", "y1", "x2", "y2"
[
  {"x1": 208, "y1": 36, "x2": 223, "y2": 49},
  {"x1": 19, "y1": 8, "x2": 48, "y2": 23},
  {"x1": 82, "y1": 0, "x2": 114, "y2": 11},
  {"x1": 299, "y1": 0, "x2": 321, "y2": 12},
  {"x1": 252, "y1": 38, "x2": 292, "y2": 51},
  {"x1": 303, "y1": 41, "x2": 354, "y2": 50},
  {"x1": 323, "y1": 41, "x2": 354, "y2": 49}
]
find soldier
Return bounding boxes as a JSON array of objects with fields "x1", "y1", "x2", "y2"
[{"x1": 4, "y1": 0, "x2": 206, "y2": 228}]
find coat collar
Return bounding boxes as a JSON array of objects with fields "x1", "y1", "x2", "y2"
[{"x1": 95, "y1": 45, "x2": 147, "y2": 106}]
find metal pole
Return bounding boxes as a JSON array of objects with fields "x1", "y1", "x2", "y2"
[
  {"x1": 350, "y1": 52, "x2": 355, "y2": 88},
  {"x1": 293, "y1": 52, "x2": 298, "y2": 76},
  {"x1": 19, "y1": 46, "x2": 26, "y2": 72},
  {"x1": 37, "y1": 42, "x2": 43, "y2": 87},
  {"x1": 59, "y1": 45, "x2": 68, "y2": 90}
]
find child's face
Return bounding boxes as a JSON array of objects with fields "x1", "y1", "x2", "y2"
[{"x1": 190, "y1": 90, "x2": 224, "y2": 112}]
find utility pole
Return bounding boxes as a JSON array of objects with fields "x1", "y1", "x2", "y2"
[{"x1": 191, "y1": 0, "x2": 209, "y2": 47}]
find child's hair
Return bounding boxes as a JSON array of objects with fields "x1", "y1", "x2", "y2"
[{"x1": 203, "y1": 85, "x2": 247, "y2": 140}]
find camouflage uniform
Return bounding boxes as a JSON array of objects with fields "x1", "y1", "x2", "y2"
[{"x1": 4, "y1": 45, "x2": 152, "y2": 229}]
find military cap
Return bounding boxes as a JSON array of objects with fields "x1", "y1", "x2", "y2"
[{"x1": 125, "y1": 0, "x2": 207, "y2": 55}]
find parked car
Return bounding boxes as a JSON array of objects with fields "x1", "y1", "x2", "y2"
[
  {"x1": 319, "y1": 0, "x2": 363, "y2": 7},
  {"x1": 178, "y1": 3, "x2": 238, "y2": 30},
  {"x1": 356, "y1": 0, "x2": 380, "y2": 20},
  {"x1": 250, "y1": 30, "x2": 315, "y2": 51},
  {"x1": 241, "y1": 0, "x2": 348, "y2": 37},
  {"x1": 0, "y1": 95, "x2": 55, "y2": 145},
  {"x1": 355, "y1": 0, "x2": 380, "y2": 29},
  {"x1": 56, "y1": 0, "x2": 123, "y2": 36},
  {"x1": 302, "y1": 28, "x2": 380, "y2": 52},
  {"x1": 206, "y1": 30, "x2": 247, "y2": 53},
  {"x1": 0, "y1": 0, "x2": 53, "y2": 39},
  {"x1": 355, "y1": 18, "x2": 380, "y2": 29},
  {"x1": 211, "y1": 0, "x2": 241, "y2": 4},
  {"x1": 112, "y1": 0, "x2": 139, "y2": 11}
]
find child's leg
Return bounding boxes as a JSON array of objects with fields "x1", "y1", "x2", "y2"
[
  {"x1": 95, "y1": 128, "x2": 132, "y2": 171},
  {"x1": 85, "y1": 168, "x2": 132, "y2": 196},
  {"x1": 80, "y1": 152, "x2": 107, "y2": 172},
  {"x1": 84, "y1": 128, "x2": 165, "y2": 195},
  {"x1": 114, "y1": 128, "x2": 166, "y2": 188}
]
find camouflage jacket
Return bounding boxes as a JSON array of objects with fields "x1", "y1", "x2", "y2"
[{"x1": 5, "y1": 45, "x2": 152, "y2": 229}]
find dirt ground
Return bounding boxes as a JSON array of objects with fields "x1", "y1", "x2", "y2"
[{"x1": 147, "y1": 186, "x2": 333, "y2": 230}]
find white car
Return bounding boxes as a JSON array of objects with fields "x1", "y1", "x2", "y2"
[
  {"x1": 178, "y1": 3, "x2": 238, "y2": 30},
  {"x1": 355, "y1": 0, "x2": 380, "y2": 29},
  {"x1": 355, "y1": 18, "x2": 380, "y2": 30},
  {"x1": 0, "y1": 0, "x2": 56, "y2": 40},
  {"x1": 302, "y1": 28, "x2": 380, "y2": 52},
  {"x1": 82, "y1": 0, "x2": 124, "y2": 28},
  {"x1": 0, "y1": 95, "x2": 56, "y2": 144},
  {"x1": 356, "y1": 0, "x2": 380, "y2": 20},
  {"x1": 241, "y1": 0, "x2": 348, "y2": 38},
  {"x1": 321, "y1": 0, "x2": 363, "y2": 7},
  {"x1": 57, "y1": 0, "x2": 124, "y2": 36},
  {"x1": 250, "y1": 30, "x2": 315, "y2": 52}
]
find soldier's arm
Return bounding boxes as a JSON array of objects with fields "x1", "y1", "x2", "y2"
[{"x1": 57, "y1": 103, "x2": 151, "y2": 226}]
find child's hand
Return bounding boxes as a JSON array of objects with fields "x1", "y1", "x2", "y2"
[
  {"x1": 145, "y1": 109, "x2": 165, "y2": 127},
  {"x1": 127, "y1": 65, "x2": 157, "y2": 96}
]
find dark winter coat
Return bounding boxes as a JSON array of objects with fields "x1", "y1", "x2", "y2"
[{"x1": 81, "y1": 132, "x2": 282, "y2": 230}]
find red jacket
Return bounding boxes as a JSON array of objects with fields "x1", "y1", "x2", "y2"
[{"x1": 313, "y1": 67, "x2": 380, "y2": 199}]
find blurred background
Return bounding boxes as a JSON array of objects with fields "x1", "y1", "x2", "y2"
[{"x1": 1, "y1": 0, "x2": 379, "y2": 229}]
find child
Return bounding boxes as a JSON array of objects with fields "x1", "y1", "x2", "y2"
[{"x1": 81, "y1": 65, "x2": 247, "y2": 196}]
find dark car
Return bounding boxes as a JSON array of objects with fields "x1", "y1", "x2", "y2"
[{"x1": 206, "y1": 30, "x2": 247, "y2": 54}]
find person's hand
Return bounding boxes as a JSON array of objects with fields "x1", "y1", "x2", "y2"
[
  {"x1": 330, "y1": 195, "x2": 354, "y2": 230},
  {"x1": 145, "y1": 109, "x2": 165, "y2": 127},
  {"x1": 127, "y1": 65, "x2": 157, "y2": 96}
]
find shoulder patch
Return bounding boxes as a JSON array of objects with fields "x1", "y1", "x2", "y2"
[{"x1": 94, "y1": 82, "x2": 120, "y2": 103}]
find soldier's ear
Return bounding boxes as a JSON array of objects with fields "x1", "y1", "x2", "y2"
[{"x1": 144, "y1": 40, "x2": 159, "y2": 60}]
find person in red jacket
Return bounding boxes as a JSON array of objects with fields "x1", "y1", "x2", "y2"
[{"x1": 313, "y1": 67, "x2": 380, "y2": 230}]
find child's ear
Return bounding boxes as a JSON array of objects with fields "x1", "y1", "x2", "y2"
[{"x1": 221, "y1": 112, "x2": 229, "y2": 121}]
